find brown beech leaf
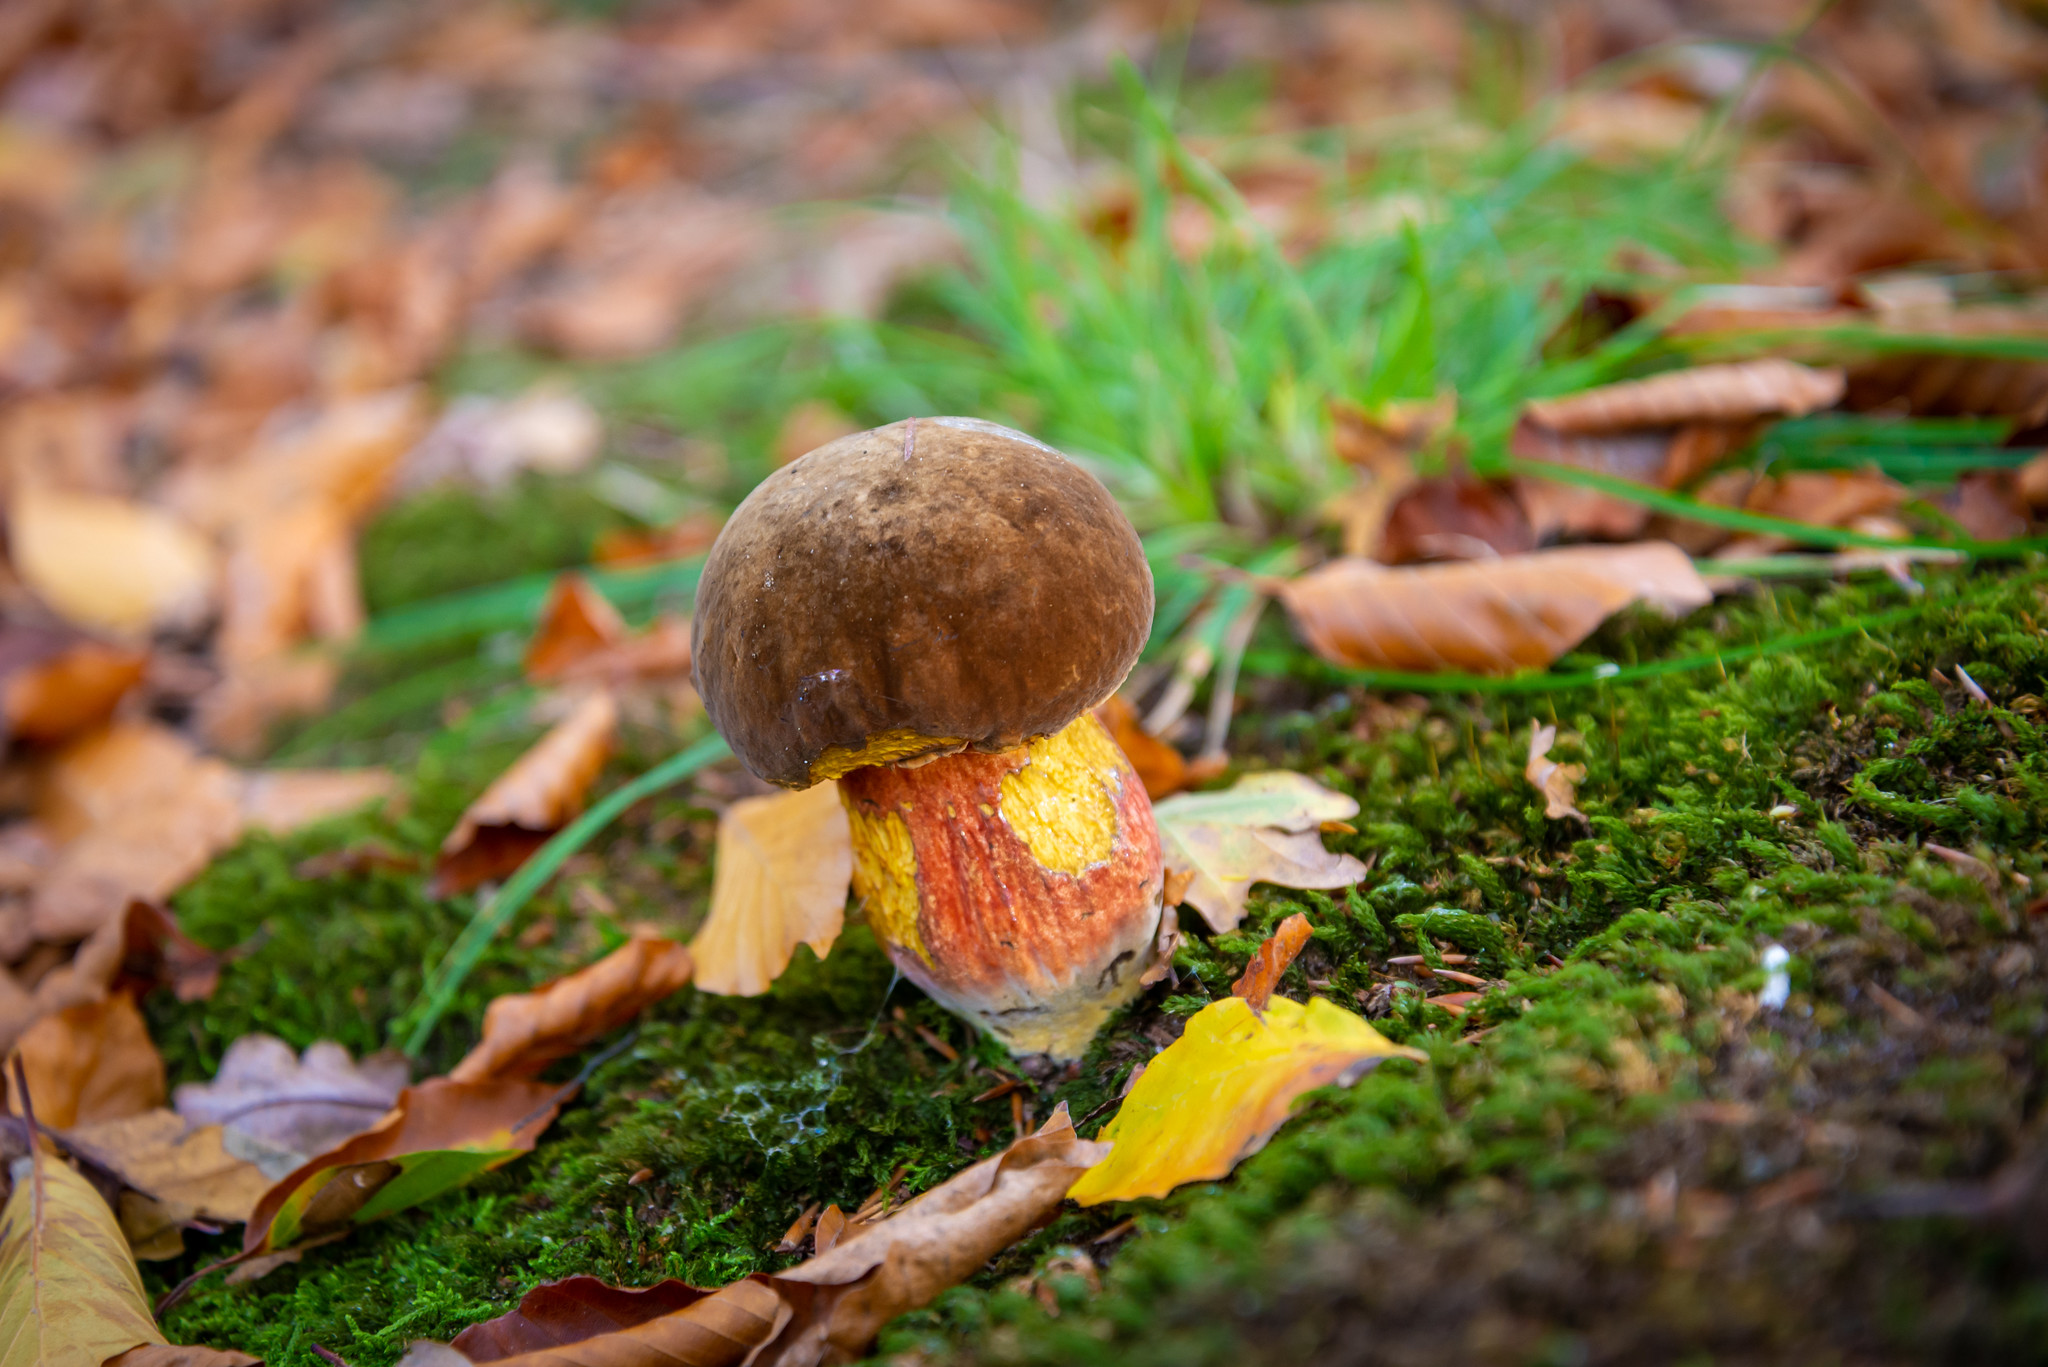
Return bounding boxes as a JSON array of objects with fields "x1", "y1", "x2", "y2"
[
  {"x1": 524, "y1": 575, "x2": 693, "y2": 688},
  {"x1": 174, "y1": 1036, "x2": 409, "y2": 1179},
  {"x1": 8, "y1": 484, "x2": 217, "y2": 637},
  {"x1": 433, "y1": 691, "x2": 619, "y2": 896},
  {"x1": 1276, "y1": 543, "x2": 1711, "y2": 675},
  {"x1": 114, "y1": 900, "x2": 225, "y2": 1005},
  {"x1": 448, "y1": 936, "x2": 694, "y2": 1084},
  {"x1": 1378, "y1": 476, "x2": 1534, "y2": 563},
  {"x1": 10, "y1": 993, "x2": 165, "y2": 1129},
  {"x1": 1525, "y1": 723, "x2": 1587, "y2": 822},
  {"x1": 0, "y1": 626, "x2": 147, "y2": 745},
  {"x1": 237, "y1": 767, "x2": 399, "y2": 835},
  {"x1": 1522, "y1": 360, "x2": 1844, "y2": 432},
  {"x1": 408, "y1": 1106, "x2": 1107, "y2": 1367},
  {"x1": 59, "y1": 1109, "x2": 271, "y2": 1226},
  {"x1": 1152, "y1": 773, "x2": 1368, "y2": 934},
  {"x1": 1230, "y1": 913, "x2": 1314, "y2": 1011},
  {"x1": 0, "y1": 1142, "x2": 169, "y2": 1367},
  {"x1": 690, "y1": 783, "x2": 851, "y2": 998},
  {"x1": 1094, "y1": 696, "x2": 1186, "y2": 800},
  {"x1": 244, "y1": 1074, "x2": 568, "y2": 1259},
  {"x1": 450, "y1": 1278, "x2": 714, "y2": 1359}
]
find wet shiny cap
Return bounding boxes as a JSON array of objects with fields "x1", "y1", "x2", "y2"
[{"x1": 691, "y1": 417, "x2": 1153, "y2": 788}]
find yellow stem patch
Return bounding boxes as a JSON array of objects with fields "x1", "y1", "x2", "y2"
[
  {"x1": 842, "y1": 797, "x2": 930, "y2": 966},
  {"x1": 998, "y1": 713, "x2": 1124, "y2": 876},
  {"x1": 809, "y1": 728, "x2": 964, "y2": 784}
]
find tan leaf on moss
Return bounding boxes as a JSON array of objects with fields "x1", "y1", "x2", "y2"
[
  {"x1": 690, "y1": 782, "x2": 852, "y2": 997},
  {"x1": 433, "y1": 691, "x2": 618, "y2": 897},
  {"x1": 1152, "y1": 772, "x2": 1367, "y2": 933},
  {"x1": 8, "y1": 484, "x2": 217, "y2": 638},
  {"x1": 1522, "y1": 360, "x2": 1843, "y2": 432},
  {"x1": 1524, "y1": 723, "x2": 1587, "y2": 822},
  {"x1": 59, "y1": 1108, "x2": 271, "y2": 1227},
  {"x1": 449, "y1": 936, "x2": 694, "y2": 1084},
  {"x1": 1229, "y1": 913, "x2": 1313, "y2": 1011},
  {"x1": 1276, "y1": 543, "x2": 1711, "y2": 676},
  {"x1": 1068, "y1": 995, "x2": 1423, "y2": 1205}
]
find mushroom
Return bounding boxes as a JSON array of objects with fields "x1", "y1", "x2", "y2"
[{"x1": 692, "y1": 416, "x2": 1165, "y2": 1059}]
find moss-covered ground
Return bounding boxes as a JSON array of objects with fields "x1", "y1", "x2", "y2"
[{"x1": 143, "y1": 512, "x2": 2048, "y2": 1363}]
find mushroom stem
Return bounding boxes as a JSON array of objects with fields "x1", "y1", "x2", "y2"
[{"x1": 838, "y1": 712, "x2": 1165, "y2": 1059}]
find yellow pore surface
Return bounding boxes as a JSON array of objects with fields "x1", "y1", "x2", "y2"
[
  {"x1": 809, "y1": 728, "x2": 964, "y2": 784},
  {"x1": 844, "y1": 798, "x2": 929, "y2": 965},
  {"x1": 998, "y1": 712, "x2": 1124, "y2": 876}
]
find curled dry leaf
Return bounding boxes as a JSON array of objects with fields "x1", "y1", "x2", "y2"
[
  {"x1": 1093, "y1": 696, "x2": 1187, "y2": 801},
  {"x1": 174, "y1": 1035, "x2": 409, "y2": 1178},
  {"x1": 7, "y1": 484, "x2": 217, "y2": 637},
  {"x1": 0, "y1": 1147, "x2": 168, "y2": 1367},
  {"x1": 1522, "y1": 360, "x2": 1844, "y2": 432},
  {"x1": 1377, "y1": 477, "x2": 1533, "y2": 564},
  {"x1": 1276, "y1": 542, "x2": 1712, "y2": 676},
  {"x1": 244, "y1": 1074, "x2": 568, "y2": 1259},
  {"x1": 10, "y1": 993, "x2": 165, "y2": 1130},
  {"x1": 448, "y1": 936, "x2": 694, "y2": 1084},
  {"x1": 1153, "y1": 772, "x2": 1367, "y2": 934},
  {"x1": 0, "y1": 625, "x2": 146, "y2": 745},
  {"x1": 523, "y1": 575, "x2": 692, "y2": 687},
  {"x1": 1525, "y1": 723, "x2": 1587, "y2": 822},
  {"x1": 434, "y1": 691, "x2": 619, "y2": 897},
  {"x1": 1229, "y1": 913, "x2": 1313, "y2": 1011},
  {"x1": 1068, "y1": 995, "x2": 1425, "y2": 1206},
  {"x1": 408, "y1": 1107, "x2": 1107, "y2": 1367},
  {"x1": 690, "y1": 783, "x2": 851, "y2": 998}
]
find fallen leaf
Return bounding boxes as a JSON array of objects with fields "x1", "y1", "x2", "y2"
[
  {"x1": 409, "y1": 1107, "x2": 1107, "y2": 1367},
  {"x1": 0, "y1": 1146, "x2": 167, "y2": 1367},
  {"x1": 1151, "y1": 772, "x2": 1368, "y2": 933},
  {"x1": 591, "y1": 513, "x2": 724, "y2": 568},
  {"x1": 1067, "y1": 995, "x2": 1424, "y2": 1205},
  {"x1": 243, "y1": 1074, "x2": 571, "y2": 1258},
  {"x1": 433, "y1": 691, "x2": 619, "y2": 897},
  {"x1": 237, "y1": 767, "x2": 398, "y2": 834},
  {"x1": 115, "y1": 900, "x2": 224, "y2": 1005},
  {"x1": 523, "y1": 575, "x2": 692, "y2": 687},
  {"x1": 1094, "y1": 696, "x2": 1187, "y2": 800},
  {"x1": 1377, "y1": 476, "x2": 1533, "y2": 564},
  {"x1": 10, "y1": 993, "x2": 165, "y2": 1129},
  {"x1": 1229, "y1": 913, "x2": 1313, "y2": 1011},
  {"x1": 58, "y1": 1109, "x2": 271, "y2": 1257},
  {"x1": 1276, "y1": 542, "x2": 1712, "y2": 675},
  {"x1": 448, "y1": 936, "x2": 694, "y2": 1084},
  {"x1": 0, "y1": 626, "x2": 147, "y2": 745},
  {"x1": 174, "y1": 1035, "x2": 409, "y2": 1178},
  {"x1": 397, "y1": 388, "x2": 603, "y2": 494},
  {"x1": 1524, "y1": 723, "x2": 1587, "y2": 822},
  {"x1": 8, "y1": 486, "x2": 217, "y2": 638},
  {"x1": 1522, "y1": 360, "x2": 1844, "y2": 432},
  {"x1": 689, "y1": 782, "x2": 852, "y2": 998},
  {"x1": 1322, "y1": 395, "x2": 1453, "y2": 558}
]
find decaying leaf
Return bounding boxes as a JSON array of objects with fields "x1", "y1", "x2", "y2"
[
  {"x1": 448, "y1": 936, "x2": 694, "y2": 1084},
  {"x1": 174, "y1": 1035, "x2": 409, "y2": 1178},
  {"x1": 1152, "y1": 772, "x2": 1369, "y2": 933},
  {"x1": 1094, "y1": 696, "x2": 1187, "y2": 801},
  {"x1": 523, "y1": 575, "x2": 692, "y2": 687},
  {"x1": 0, "y1": 1147, "x2": 168, "y2": 1367},
  {"x1": 0, "y1": 626, "x2": 147, "y2": 745},
  {"x1": 244, "y1": 1074, "x2": 568, "y2": 1259},
  {"x1": 58, "y1": 1109, "x2": 271, "y2": 1259},
  {"x1": 10, "y1": 993, "x2": 165, "y2": 1129},
  {"x1": 434, "y1": 691, "x2": 619, "y2": 896},
  {"x1": 1377, "y1": 476, "x2": 1533, "y2": 564},
  {"x1": 1522, "y1": 360, "x2": 1844, "y2": 432},
  {"x1": 690, "y1": 783, "x2": 851, "y2": 997},
  {"x1": 1525, "y1": 723, "x2": 1587, "y2": 822},
  {"x1": 1276, "y1": 542, "x2": 1712, "y2": 675},
  {"x1": 8, "y1": 484, "x2": 217, "y2": 637},
  {"x1": 1230, "y1": 913, "x2": 1313, "y2": 1011},
  {"x1": 1068, "y1": 995, "x2": 1424, "y2": 1205},
  {"x1": 405, "y1": 1107, "x2": 1107, "y2": 1367},
  {"x1": 1321, "y1": 395, "x2": 1454, "y2": 558},
  {"x1": 236, "y1": 766, "x2": 400, "y2": 835}
]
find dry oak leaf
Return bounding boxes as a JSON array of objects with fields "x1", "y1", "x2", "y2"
[
  {"x1": 1521, "y1": 360, "x2": 1844, "y2": 432},
  {"x1": 0, "y1": 1148, "x2": 166, "y2": 1367},
  {"x1": 1525, "y1": 723, "x2": 1587, "y2": 822},
  {"x1": 244, "y1": 1074, "x2": 568, "y2": 1259},
  {"x1": 405, "y1": 1106, "x2": 1107, "y2": 1367},
  {"x1": 1277, "y1": 542, "x2": 1711, "y2": 676},
  {"x1": 7, "y1": 484, "x2": 217, "y2": 638},
  {"x1": 1152, "y1": 772, "x2": 1368, "y2": 933},
  {"x1": 448, "y1": 936, "x2": 694, "y2": 1084},
  {"x1": 1094, "y1": 696, "x2": 1187, "y2": 801},
  {"x1": 175, "y1": 1035, "x2": 408, "y2": 1179},
  {"x1": 1230, "y1": 913, "x2": 1313, "y2": 1011},
  {"x1": 690, "y1": 783, "x2": 852, "y2": 998},
  {"x1": 1068, "y1": 995, "x2": 1424, "y2": 1205},
  {"x1": 9, "y1": 993, "x2": 164, "y2": 1130},
  {"x1": 433, "y1": 691, "x2": 619, "y2": 897}
]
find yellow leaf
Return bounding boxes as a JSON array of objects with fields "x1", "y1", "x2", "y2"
[
  {"x1": 1069, "y1": 996, "x2": 1424, "y2": 1205},
  {"x1": 9, "y1": 486, "x2": 216, "y2": 638},
  {"x1": 691, "y1": 782, "x2": 852, "y2": 996},
  {"x1": 0, "y1": 1148, "x2": 165, "y2": 1367},
  {"x1": 1151, "y1": 772, "x2": 1366, "y2": 933}
]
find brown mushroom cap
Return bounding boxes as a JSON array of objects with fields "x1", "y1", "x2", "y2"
[{"x1": 692, "y1": 416, "x2": 1153, "y2": 788}]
